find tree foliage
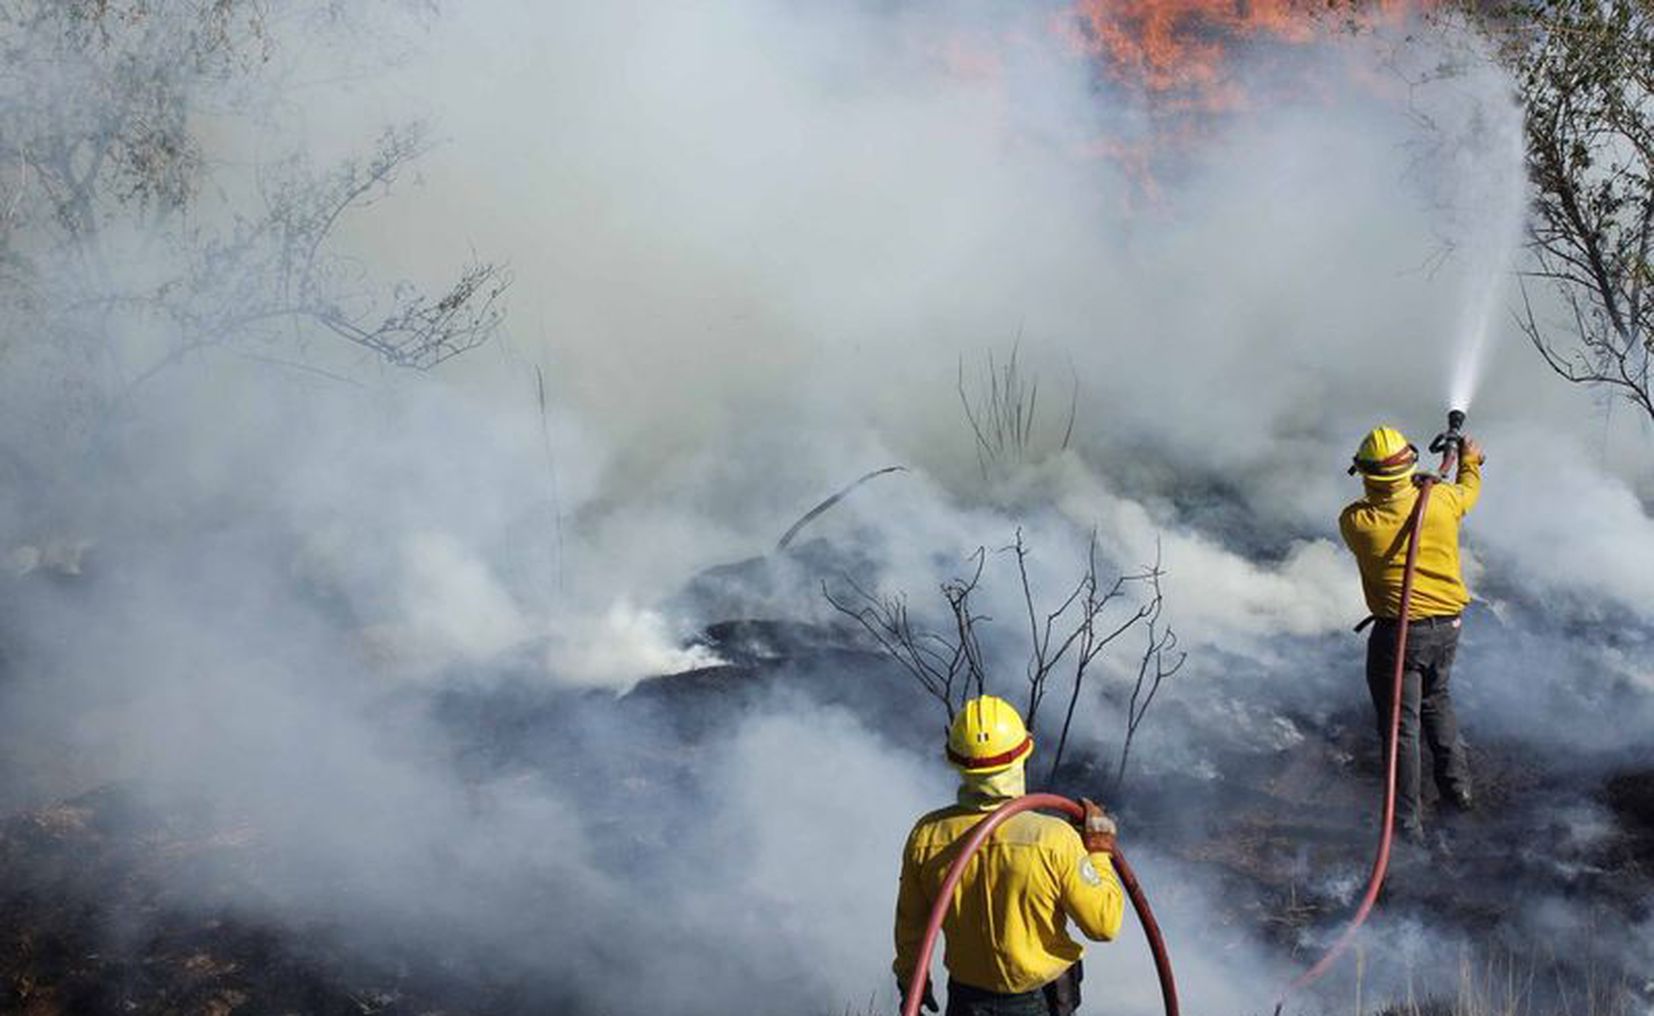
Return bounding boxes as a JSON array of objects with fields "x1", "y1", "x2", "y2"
[
  {"x1": 0, "y1": 1, "x2": 507, "y2": 456},
  {"x1": 1482, "y1": 0, "x2": 1654, "y2": 421}
]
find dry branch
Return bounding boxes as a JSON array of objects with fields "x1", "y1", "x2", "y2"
[{"x1": 826, "y1": 529, "x2": 1182, "y2": 789}]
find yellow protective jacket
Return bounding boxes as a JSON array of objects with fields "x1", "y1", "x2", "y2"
[
  {"x1": 1338, "y1": 457, "x2": 1481, "y2": 619},
  {"x1": 892, "y1": 800, "x2": 1124, "y2": 995}
]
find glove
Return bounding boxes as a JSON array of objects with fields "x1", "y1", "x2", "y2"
[
  {"x1": 1460, "y1": 436, "x2": 1485, "y2": 465},
  {"x1": 1078, "y1": 797, "x2": 1117, "y2": 854},
  {"x1": 898, "y1": 976, "x2": 939, "y2": 1013}
]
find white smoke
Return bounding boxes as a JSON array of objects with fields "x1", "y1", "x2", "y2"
[
  {"x1": 0, "y1": 2, "x2": 1650, "y2": 1014},
  {"x1": 547, "y1": 599, "x2": 724, "y2": 687}
]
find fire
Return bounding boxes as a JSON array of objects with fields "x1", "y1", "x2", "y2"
[
  {"x1": 1051, "y1": 0, "x2": 1429, "y2": 199},
  {"x1": 925, "y1": 1, "x2": 1434, "y2": 205},
  {"x1": 1060, "y1": 0, "x2": 1424, "y2": 113}
]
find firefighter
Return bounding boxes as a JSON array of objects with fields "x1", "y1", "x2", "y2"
[
  {"x1": 1339, "y1": 425, "x2": 1484, "y2": 844},
  {"x1": 893, "y1": 695, "x2": 1124, "y2": 1016}
]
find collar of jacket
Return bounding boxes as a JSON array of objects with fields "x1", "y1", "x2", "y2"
[
  {"x1": 1362, "y1": 478, "x2": 1419, "y2": 504},
  {"x1": 956, "y1": 763, "x2": 1027, "y2": 812}
]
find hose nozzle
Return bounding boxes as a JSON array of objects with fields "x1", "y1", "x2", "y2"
[{"x1": 1430, "y1": 409, "x2": 1466, "y2": 455}]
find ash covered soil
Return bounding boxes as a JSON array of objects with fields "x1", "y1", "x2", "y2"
[{"x1": 2, "y1": 565, "x2": 1652, "y2": 1015}]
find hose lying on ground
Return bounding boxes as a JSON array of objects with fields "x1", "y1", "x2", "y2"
[{"x1": 900, "y1": 792, "x2": 1179, "y2": 1016}]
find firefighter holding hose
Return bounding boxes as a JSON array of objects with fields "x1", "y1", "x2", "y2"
[
  {"x1": 1340, "y1": 425, "x2": 1485, "y2": 846},
  {"x1": 893, "y1": 695, "x2": 1123, "y2": 1016}
]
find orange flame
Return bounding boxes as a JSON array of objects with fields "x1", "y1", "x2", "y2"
[
  {"x1": 928, "y1": 2, "x2": 1434, "y2": 206},
  {"x1": 1061, "y1": 0, "x2": 1423, "y2": 113},
  {"x1": 1050, "y1": 0, "x2": 1430, "y2": 202}
]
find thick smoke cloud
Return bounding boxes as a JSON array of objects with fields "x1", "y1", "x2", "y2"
[{"x1": 2, "y1": 2, "x2": 1651, "y2": 1014}]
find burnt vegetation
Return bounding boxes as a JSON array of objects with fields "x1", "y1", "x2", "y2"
[{"x1": 824, "y1": 530, "x2": 1182, "y2": 792}]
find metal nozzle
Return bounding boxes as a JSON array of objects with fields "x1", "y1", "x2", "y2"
[{"x1": 1429, "y1": 409, "x2": 1467, "y2": 455}]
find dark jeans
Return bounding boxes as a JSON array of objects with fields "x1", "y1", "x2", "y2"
[
  {"x1": 946, "y1": 964, "x2": 1081, "y2": 1016},
  {"x1": 1365, "y1": 617, "x2": 1473, "y2": 836}
]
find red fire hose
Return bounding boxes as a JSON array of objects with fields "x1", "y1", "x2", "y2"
[
  {"x1": 1272, "y1": 442, "x2": 1458, "y2": 1013},
  {"x1": 900, "y1": 793, "x2": 1179, "y2": 1016}
]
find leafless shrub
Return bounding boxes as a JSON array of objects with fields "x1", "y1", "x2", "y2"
[
  {"x1": 1112, "y1": 552, "x2": 1183, "y2": 789},
  {"x1": 826, "y1": 530, "x2": 1182, "y2": 788},
  {"x1": 823, "y1": 549, "x2": 988, "y2": 721}
]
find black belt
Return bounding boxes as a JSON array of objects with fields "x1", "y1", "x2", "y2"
[
  {"x1": 946, "y1": 980, "x2": 1044, "y2": 1004},
  {"x1": 948, "y1": 962, "x2": 1081, "y2": 1015},
  {"x1": 1355, "y1": 613, "x2": 1460, "y2": 632}
]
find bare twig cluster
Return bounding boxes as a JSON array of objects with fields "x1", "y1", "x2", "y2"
[
  {"x1": 958, "y1": 343, "x2": 1078, "y2": 482},
  {"x1": 823, "y1": 549, "x2": 988, "y2": 721},
  {"x1": 1018, "y1": 532, "x2": 1182, "y2": 788},
  {"x1": 826, "y1": 530, "x2": 1182, "y2": 788},
  {"x1": 1113, "y1": 555, "x2": 1184, "y2": 790}
]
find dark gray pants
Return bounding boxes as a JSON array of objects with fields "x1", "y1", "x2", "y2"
[
  {"x1": 1365, "y1": 617, "x2": 1472, "y2": 836},
  {"x1": 946, "y1": 963, "x2": 1081, "y2": 1016}
]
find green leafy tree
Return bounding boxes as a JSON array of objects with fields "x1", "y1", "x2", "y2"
[{"x1": 1486, "y1": 0, "x2": 1654, "y2": 421}]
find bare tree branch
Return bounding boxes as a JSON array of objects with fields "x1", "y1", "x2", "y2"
[
  {"x1": 824, "y1": 573, "x2": 974, "y2": 719},
  {"x1": 777, "y1": 466, "x2": 907, "y2": 552},
  {"x1": 0, "y1": 2, "x2": 510, "y2": 448},
  {"x1": 827, "y1": 528, "x2": 1185, "y2": 792},
  {"x1": 1112, "y1": 543, "x2": 1186, "y2": 792}
]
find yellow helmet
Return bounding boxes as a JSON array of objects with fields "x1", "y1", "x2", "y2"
[
  {"x1": 947, "y1": 695, "x2": 1034, "y2": 774},
  {"x1": 1349, "y1": 426, "x2": 1417, "y2": 483}
]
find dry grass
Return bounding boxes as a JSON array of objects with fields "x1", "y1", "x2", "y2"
[{"x1": 1352, "y1": 944, "x2": 1643, "y2": 1016}]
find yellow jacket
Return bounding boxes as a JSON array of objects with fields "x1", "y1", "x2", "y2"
[
  {"x1": 1339, "y1": 457, "x2": 1481, "y2": 619},
  {"x1": 892, "y1": 800, "x2": 1124, "y2": 994}
]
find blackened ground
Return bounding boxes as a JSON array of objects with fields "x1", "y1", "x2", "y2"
[
  {"x1": 0, "y1": 784, "x2": 504, "y2": 1016},
  {"x1": 1104, "y1": 707, "x2": 1654, "y2": 1013},
  {"x1": 1, "y1": 584, "x2": 1651, "y2": 1013}
]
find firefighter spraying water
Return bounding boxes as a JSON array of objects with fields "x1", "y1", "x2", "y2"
[
  {"x1": 1274, "y1": 409, "x2": 1487, "y2": 1009},
  {"x1": 1341, "y1": 412, "x2": 1482, "y2": 847}
]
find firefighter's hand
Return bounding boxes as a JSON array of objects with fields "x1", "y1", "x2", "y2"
[
  {"x1": 1461, "y1": 436, "x2": 1485, "y2": 464},
  {"x1": 899, "y1": 976, "x2": 939, "y2": 1013},
  {"x1": 1078, "y1": 797, "x2": 1117, "y2": 854}
]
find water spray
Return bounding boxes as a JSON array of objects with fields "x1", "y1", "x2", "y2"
[{"x1": 1441, "y1": 58, "x2": 1529, "y2": 419}]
